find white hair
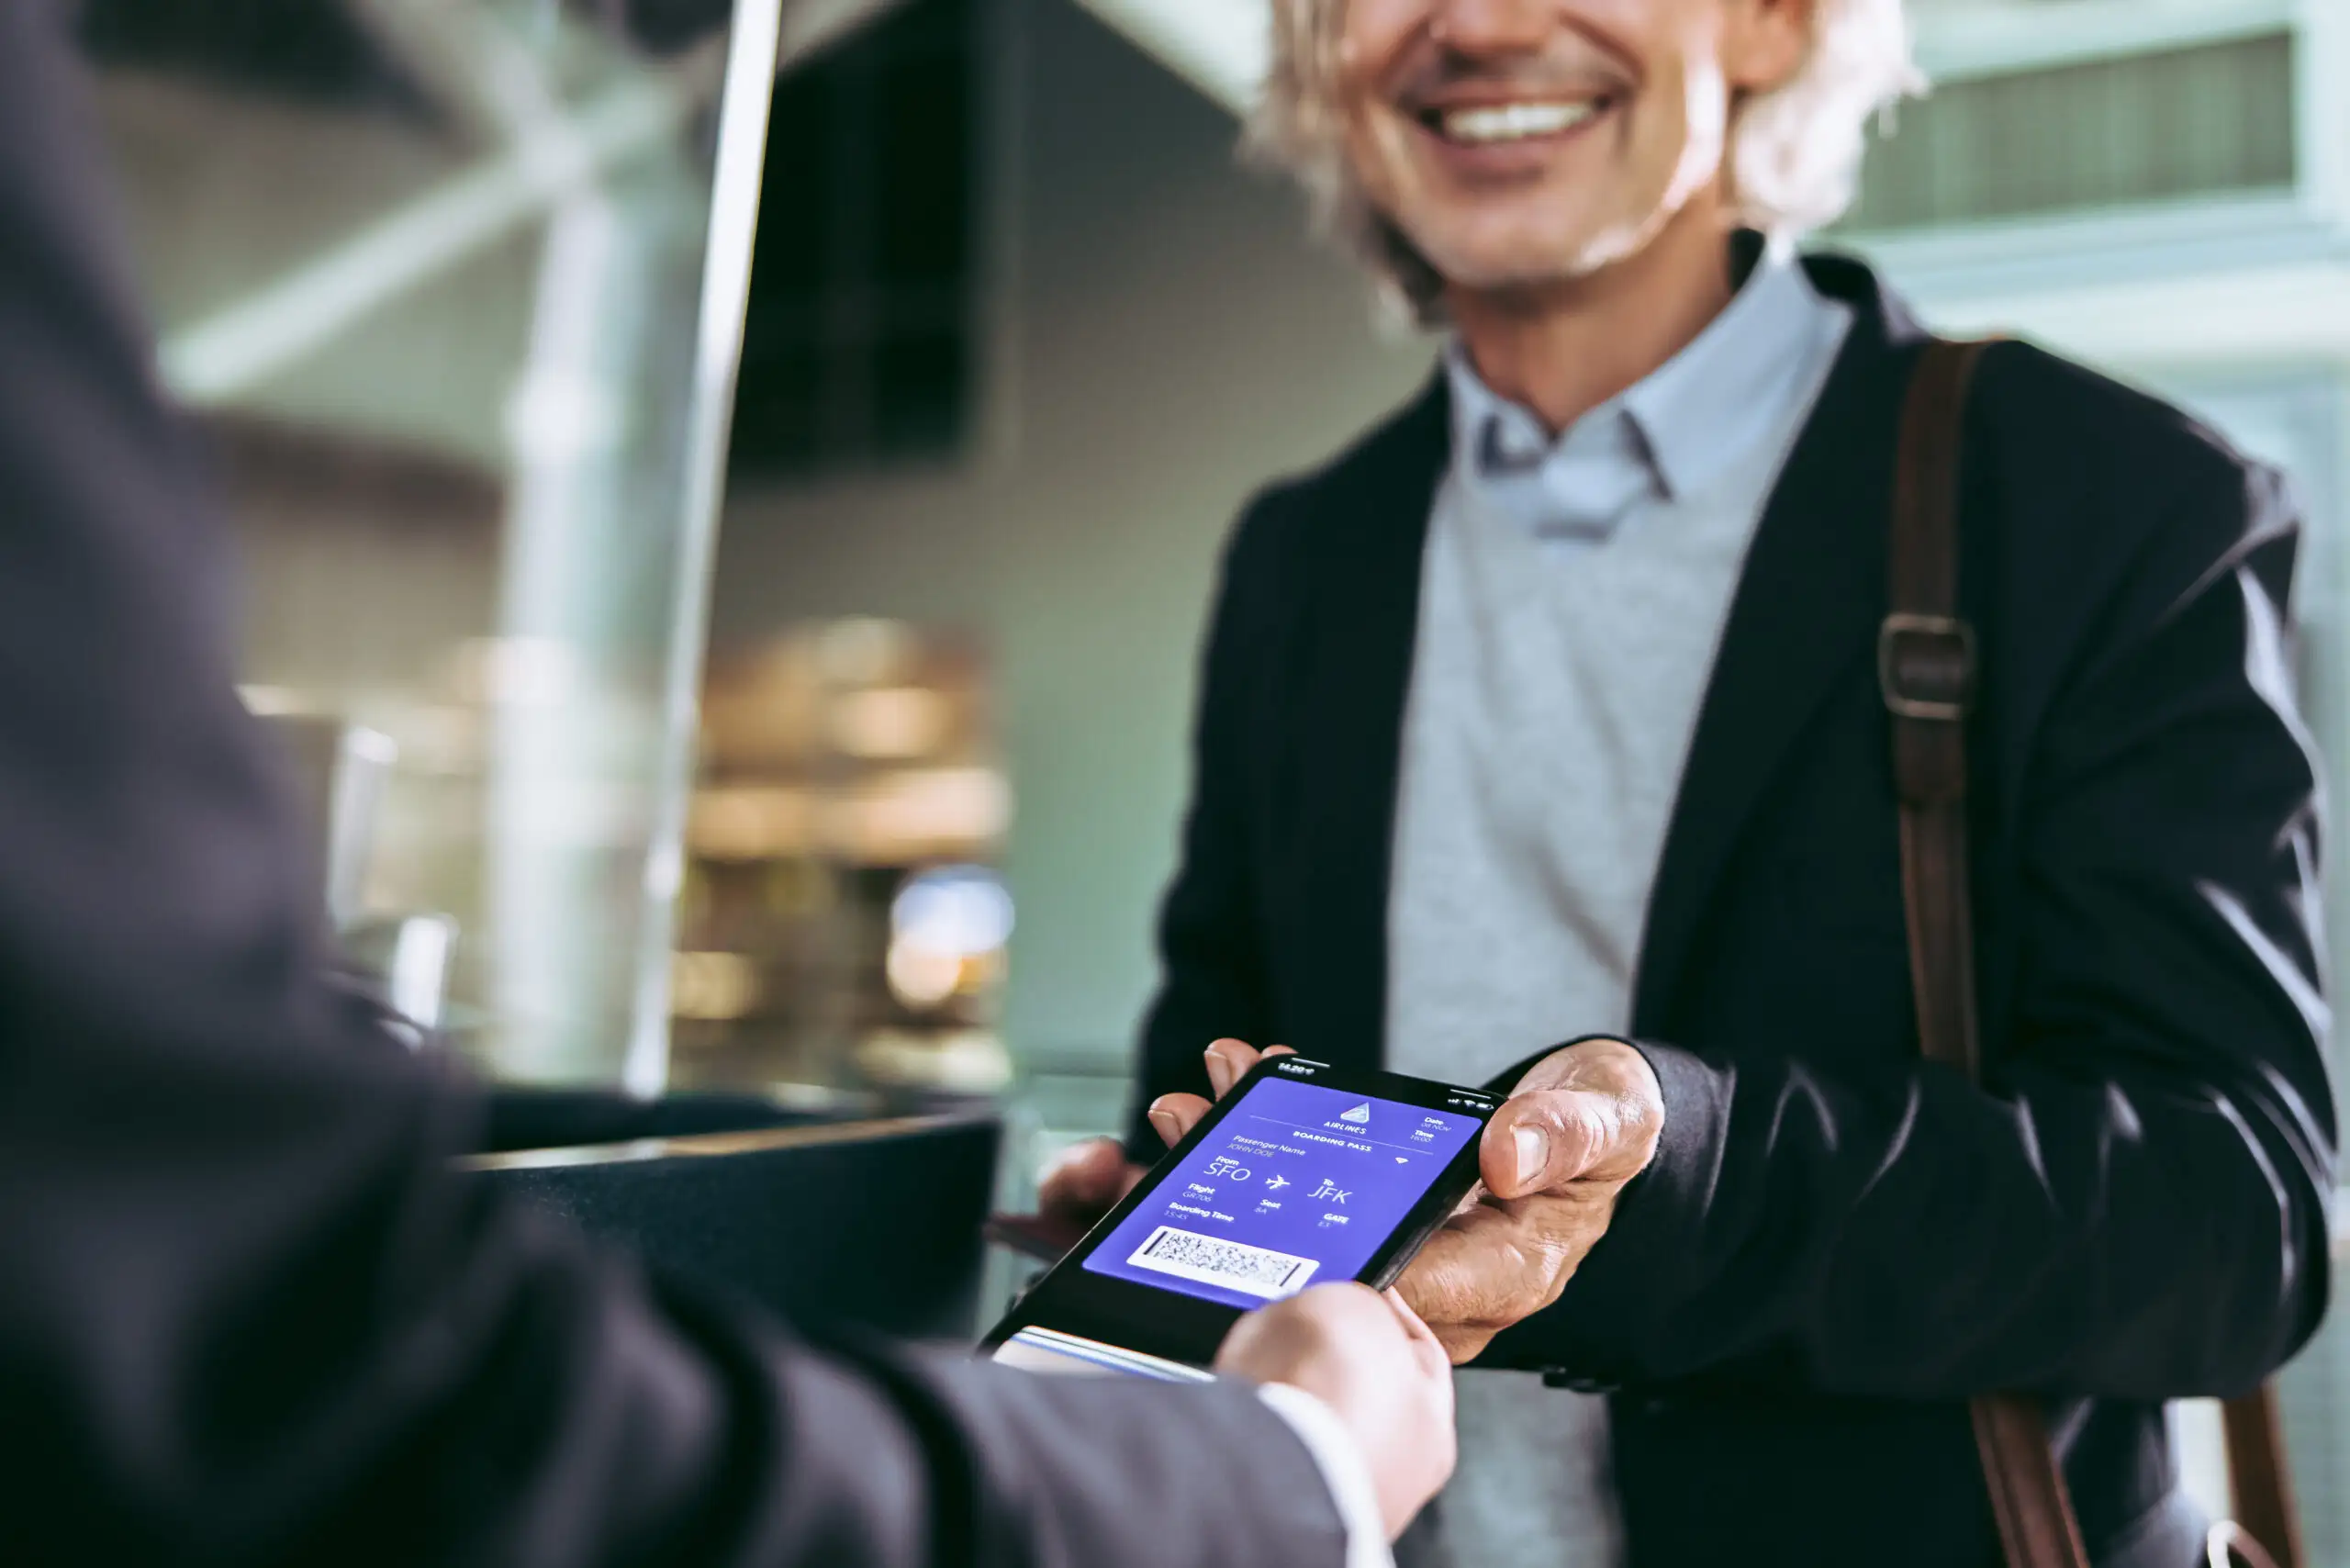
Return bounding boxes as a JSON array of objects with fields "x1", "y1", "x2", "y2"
[{"x1": 1248, "y1": 0, "x2": 1925, "y2": 322}]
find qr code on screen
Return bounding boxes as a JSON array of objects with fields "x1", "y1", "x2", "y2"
[{"x1": 1127, "y1": 1226, "x2": 1318, "y2": 1299}]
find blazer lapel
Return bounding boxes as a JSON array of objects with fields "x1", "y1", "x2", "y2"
[
  {"x1": 1281, "y1": 378, "x2": 1450, "y2": 1072},
  {"x1": 1631, "y1": 261, "x2": 1926, "y2": 1036}
]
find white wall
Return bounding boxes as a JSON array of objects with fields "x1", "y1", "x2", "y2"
[{"x1": 710, "y1": 0, "x2": 1432, "y2": 1068}]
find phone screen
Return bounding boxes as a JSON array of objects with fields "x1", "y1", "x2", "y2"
[{"x1": 1080, "y1": 1073, "x2": 1484, "y2": 1311}]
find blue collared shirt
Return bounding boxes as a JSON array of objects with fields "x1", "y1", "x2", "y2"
[{"x1": 1444, "y1": 244, "x2": 1852, "y2": 549}]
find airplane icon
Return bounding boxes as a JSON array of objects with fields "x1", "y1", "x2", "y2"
[
  {"x1": 1264, "y1": 1174, "x2": 1291, "y2": 1191},
  {"x1": 1339, "y1": 1103, "x2": 1371, "y2": 1125}
]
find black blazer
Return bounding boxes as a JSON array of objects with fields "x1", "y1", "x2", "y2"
[
  {"x1": 0, "y1": 16, "x2": 1360, "y2": 1568},
  {"x1": 1125, "y1": 255, "x2": 2337, "y2": 1567}
]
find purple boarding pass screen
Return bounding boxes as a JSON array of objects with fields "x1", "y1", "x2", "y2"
[{"x1": 1083, "y1": 1076, "x2": 1483, "y2": 1312}]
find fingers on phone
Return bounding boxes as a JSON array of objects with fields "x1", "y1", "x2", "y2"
[
  {"x1": 1147, "y1": 1092, "x2": 1212, "y2": 1146},
  {"x1": 1203, "y1": 1039, "x2": 1254, "y2": 1096},
  {"x1": 1203, "y1": 1039, "x2": 1299, "y2": 1097},
  {"x1": 1481, "y1": 1088, "x2": 1615, "y2": 1198}
]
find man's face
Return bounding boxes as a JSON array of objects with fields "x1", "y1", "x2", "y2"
[{"x1": 1335, "y1": 0, "x2": 1802, "y2": 290}]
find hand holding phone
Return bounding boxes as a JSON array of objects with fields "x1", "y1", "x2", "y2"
[
  {"x1": 1166, "y1": 1036, "x2": 1667, "y2": 1365},
  {"x1": 983, "y1": 1055, "x2": 1499, "y2": 1368}
]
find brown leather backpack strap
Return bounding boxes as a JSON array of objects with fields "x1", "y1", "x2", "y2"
[
  {"x1": 1971, "y1": 1396, "x2": 2092, "y2": 1568},
  {"x1": 1886, "y1": 338, "x2": 1991, "y2": 1078},
  {"x1": 1887, "y1": 338, "x2": 2089, "y2": 1568},
  {"x1": 1890, "y1": 338, "x2": 2305, "y2": 1568},
  {"x1": 2221, "y1": 1385, "x2": 2304, "y2": 1568}
]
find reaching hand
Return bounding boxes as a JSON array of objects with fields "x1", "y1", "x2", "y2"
[
  {"x1": 1035, "y1": 1137, "x2": 1146, "y2": 1231},
  {"x1": 1147, "y1": 1036, "x2": 1664, "y2": 1363},
  {"x1": 1214, "y1": 1284, "x2": 1456, "y2": 1540}
]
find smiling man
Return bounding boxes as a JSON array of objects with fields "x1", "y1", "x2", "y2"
[{"x1": 1041, "y1": 2, "x2": 2338, "y2": 1566}]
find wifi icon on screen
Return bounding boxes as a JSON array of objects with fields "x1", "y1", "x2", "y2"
[{"x1": 1339, "y1": 1103, "x2": 1371, "y2": 1125}]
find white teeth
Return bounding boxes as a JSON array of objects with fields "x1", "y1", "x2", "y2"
[{"x1": 1438, "y1": 101, "x2": 1601, "y2": 145}]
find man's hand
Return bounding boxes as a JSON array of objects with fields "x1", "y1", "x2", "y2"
[
  {"x1": 1148, "y1": 1037, "x2": 1665, "y2": 1363},
  {"x1": 1399, "y1": 1039, "x2": 1662, "y2": 1361},
  {"x1": 1035, "y1": 1137, "x2": 1146, "y2": 1231},
  {"x1": 1039, "y1": 1036, "x2": 1272, "y2": 1229},
  {"x1": 1214, "y1": 1284, "x2": 1455, "y2": 1540}
]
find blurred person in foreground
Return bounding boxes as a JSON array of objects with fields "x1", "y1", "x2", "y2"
[
  {"x1": 0, "y1": 8, "x2": 1456, "y2": 1566},
  {"x1": 1043, "y1": 1, "x2": 2336, "y2": 1564}
]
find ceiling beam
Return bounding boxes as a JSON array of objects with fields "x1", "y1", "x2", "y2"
[{"x1": 1071, "y1": 0, "x2": 1265, "y2": 113}]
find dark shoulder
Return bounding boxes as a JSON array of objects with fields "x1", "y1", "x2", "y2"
[
  {"x1": 1975, "y1": 340, "x2": 2288, "y2": 537},
  {"x1": 1973, "y1": 342, "x2": 2294, "y2": 614},
  {"x1": 1970, "y1": 341, "x2": 2300, "y2": 705}
]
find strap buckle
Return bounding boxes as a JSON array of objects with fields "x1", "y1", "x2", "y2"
[{"x1": 1878, "y1": 612, "x2": 1977, "y2": 722}]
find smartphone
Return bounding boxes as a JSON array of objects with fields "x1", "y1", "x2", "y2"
[{"x1": 982, "y1": 1055, "x2": 1499, "y2": 1375}]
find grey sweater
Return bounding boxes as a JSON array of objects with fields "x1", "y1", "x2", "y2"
[{"x1": 1385, "y1": 251, "x2": 1852, "y2": 1566}]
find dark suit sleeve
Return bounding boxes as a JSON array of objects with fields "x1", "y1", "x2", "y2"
[
  {"x1": 1123, "y1": 504, "x2": 1285, "y2": 1161},
  {"x1": 0, "y1": 16, "x2": 1351, "y2": 1568},
  {"x1": 1491, "y1": 455, "x2": 2335, "y2": 1403}
]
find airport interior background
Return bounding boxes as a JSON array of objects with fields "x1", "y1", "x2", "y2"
[{"x1": 66, "y1": 0, "x2": 2350, "y2": 1556}]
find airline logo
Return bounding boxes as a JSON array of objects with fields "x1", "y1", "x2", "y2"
[{"x1": 1338, "y1": 1103, "x2": 1371, "y2": 1126}]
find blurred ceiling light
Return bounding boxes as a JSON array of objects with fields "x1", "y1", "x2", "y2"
[
  {"x1": 884, "y1": 940, "x2": 963, "y2": 1011},
  {"x1": 672, "y1": 949, "x2": 760, "y2": 1021},
  {"x1": 688, "y1": 770, "x2": 1008, "y2": 862},
  {"x1": 892, "y1": 865, "x2": 1015, "y2": 954},
  {"x1": 1076, "y1": 0, "x2": 1266, "y2": 112},
  {"x1": 689, "y1": 785, "x2": 814, "y2": 859},
  {"x1": 855, "y1": 1027, "x2": 1013, "y2": 1093},
  {"x1": 886, "y1": 866, "x2": 1013, "y2": 1013},
  {"x1": 831, "y1": 686, "x2": 949, "y2": 759},
  {"x1": 815, "y1": 617, "x2": 916, "y2": 685},
  {"x1": 842, "y1": 767, "x2": 1010, "y2": 857}
]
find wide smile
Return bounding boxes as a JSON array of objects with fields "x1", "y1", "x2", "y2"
[
  {"x1": 1421, "y1": 97, "x2": 1612, "y2": 148},
  {"x1": 1401, "y1": 93, "x2": 1620, "y2": 179}
]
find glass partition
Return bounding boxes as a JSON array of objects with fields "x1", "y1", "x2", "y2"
[{"x1": 74, "y1": 0, "x2": 783, "y2": 1092}]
